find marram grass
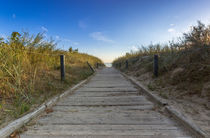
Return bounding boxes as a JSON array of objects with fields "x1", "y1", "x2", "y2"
[
  {"x1": 113, "y1": 21, "x2": 210, "y2": 96},
  {"x1": 0, "y1": 32, "x2": 103, "y2": 126}
]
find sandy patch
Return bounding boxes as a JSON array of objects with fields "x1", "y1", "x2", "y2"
[{"x1": 129, "y1": 72, "x2": 210, "y2": 136}]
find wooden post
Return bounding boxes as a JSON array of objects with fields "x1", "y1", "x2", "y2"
[
  {"x1": 126, "y1": 60, "x2": 128, "y2": 69},
  {"x1": 87, "y1": 61, "x2": 95, "y2": 73},
  {"x1": 60, "y1": 55, "x2": 65, "y2": 81},
  {"x1": 154, "y1": 54, "x2": 158, "y2": 77},
  {"x1": 97, "y1": 63, "x2": 99, "y2": 68}
]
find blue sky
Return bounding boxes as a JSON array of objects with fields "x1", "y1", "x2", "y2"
[{"x1": 0, "y1": 0, "x2": 210, "y2": 62}]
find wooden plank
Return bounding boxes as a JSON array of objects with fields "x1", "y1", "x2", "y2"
[
  {"x1": 26, "y1": 124, "x2": 181, "y2": 131},
  {"x1": 73, "y1": 92, "x2": 139, "y2": 97},
  {"x1": 52, "y1": 105, "x2": 155, "y2": 112},
  {"x1": 23, "y1": 127, "x2": 188, "y2": 136},
  {"x1": 36, "y1": 115, "x2": 174, "y2": 125},
  {"x1": 21, "y1": 135, "x2": 192, "y2": 138},
  {"x1": 77, "y1": 87, "x2": 138, "y2": 92},
  {"x1": 57, "y1": 96, "x2": 152, "y2": 106}
]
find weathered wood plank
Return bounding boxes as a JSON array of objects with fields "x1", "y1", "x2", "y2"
[
  {"x1": 21, "y1": 135, "x2": 192, "y2": 138},
  {"x1": 77, "y1": 87, "x2": 137, "y2": 92},
  {"x1": 73, "y1": 92, "x2": 139, "y2": 97},
  {"x1": 52, "y1": 105, "x2": 155, "y2": 112}
]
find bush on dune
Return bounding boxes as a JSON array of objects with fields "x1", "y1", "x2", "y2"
[
  {"x1": 113, "y1": 21, "x2": 210, "y2": 96},
  {"x1": 0, "y1": 32, "x2": 103, "y2": 122}
]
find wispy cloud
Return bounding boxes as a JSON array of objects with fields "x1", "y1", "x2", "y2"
[
  {"x1": 167, "y1": 27, "x2": 183, "y2": 37},
  {"x1": 130, "y1": 45, "x2": 139, "y2": 51},
  {"x1": 55, "y1": 35, "x2": 79, "y2": 45},
  {"x1": 62, "y1": 38, "x2": 71, "y2": 42},
  {"x1": 89, "y1": 32, "x2": 114, "y2": 43},
  {"x1": 55, "y1": 35, "x2": 60, "y2": 40},
  {"x1": 41, "y1": 26, "x2": 48, "y2": 32},
  {"x1": 73, "y1": 42, "x2": 79, "y2": 45},
  {"x1": 168, "y1": 28, "x2": 175, "y2": 33},
  {"x1": 170, "y1": 24, "x2": 175, "y2": 26},
  {"x1": 12, "y1": 14, "x2": 16, "y2": 19},
  {"x1": 0, "y1": 34, "x2": 6, "y2": 39},
  {"x1": 78, "y1": 20, "x2": 87, "y2": 29}
]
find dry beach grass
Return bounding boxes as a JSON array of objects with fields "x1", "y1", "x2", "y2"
[{"x1": 0, "y1": 32, "x2": 103, "y2": 128}]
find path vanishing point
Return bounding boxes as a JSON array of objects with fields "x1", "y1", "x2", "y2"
[{"x1": 21, "y1": 67, "x2": 191, "y2": 138}]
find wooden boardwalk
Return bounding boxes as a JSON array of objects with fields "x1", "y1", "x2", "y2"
[{"x1": 21, "y1": 68, "x2": 191, "y2": 138}]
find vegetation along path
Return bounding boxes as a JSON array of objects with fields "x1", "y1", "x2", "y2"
[{"x1": 21, "y1": 67, "x2": 191, "y2": 138}]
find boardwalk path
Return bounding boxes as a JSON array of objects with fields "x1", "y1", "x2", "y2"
[{"x1": 21, "y1": 67, "x2": 191, "y2": 138}]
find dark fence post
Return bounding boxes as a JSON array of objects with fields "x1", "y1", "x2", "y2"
[
  {"x1": 126, "y1": 60, "x2": 128, "y2": 69},
  {"x1": 60, "y1": 55, "x2": 65, "y2": 81},
  {"x1": 154, "y1": 54, "x2": 158, "y2": 77},
  {"x1": 87, "y1": 61, "x2": 95, "y2": 73},
  {"x1": 97, "y1": 63, "x2": 99, "y2": 68}
]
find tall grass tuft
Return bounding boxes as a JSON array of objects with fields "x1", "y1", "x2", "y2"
[
  {"x1": 113, "y1": 21, "x2": 210, "y2": 96},
  {"x1": 0, "y1": 32, "x2": 103, "y2": 125}
]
